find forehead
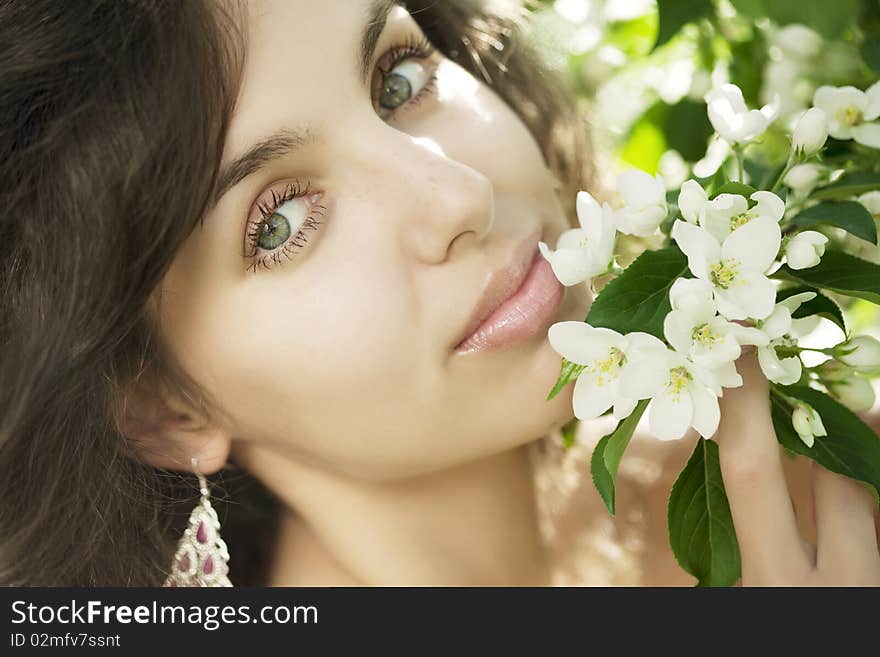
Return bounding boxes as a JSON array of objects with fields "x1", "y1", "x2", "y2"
[{"x1": 225, "y1": 0, "x2": 404, "y2": 160}]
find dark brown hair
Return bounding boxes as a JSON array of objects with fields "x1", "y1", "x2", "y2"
[{"x1": 0, "y1": 0, "x2": 593, "y2": 586}]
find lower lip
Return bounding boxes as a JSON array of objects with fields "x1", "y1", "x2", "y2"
[{"x1": 454, "y1": 250, "x2": 564, "y2": 355}]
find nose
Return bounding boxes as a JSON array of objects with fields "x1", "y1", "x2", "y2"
[{"x1": 358, "y1": 131, "x2": 495, "y2": 264}]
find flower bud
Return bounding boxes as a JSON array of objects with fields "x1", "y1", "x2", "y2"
[
  {"x1": 837, "y1": 335, "x2": 880, "y2": 372},
  {"x1": 791, "y1": 107, "x2": 828, "y2": 158},
  {"x1": 791, "y1": 403, "x2": 826, "y2": 448},
  {"x1": 785, "y1": 230, "x2": 828, "y2": 269},
  {"x1": 784, "y1": 163, "x2": 823, "y2": 195},
  {"x1": 817, "y1": 359, "x2": 855, "y2": 382},
  {"x1": 858, "y1": 191, "x2": 880, "y2": 217},
  {"x1": 678, "y1": 179, "x2": 708, "y2": 224},
  {"x1": 828, "y1": 376, "x2": 876, "y2": 412}
]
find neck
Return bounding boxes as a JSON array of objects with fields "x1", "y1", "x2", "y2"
[{"x1": 232, "y1": 441, "x2": 551, "y2": 586}]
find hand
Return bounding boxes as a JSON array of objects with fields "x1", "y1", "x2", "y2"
[{"x1": 715, "y1": 351, "x2": 880, "y2": 586}]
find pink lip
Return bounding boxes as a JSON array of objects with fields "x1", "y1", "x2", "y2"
[{"x1": 453, "y1": 240, "x2": 564, "y2": 355}]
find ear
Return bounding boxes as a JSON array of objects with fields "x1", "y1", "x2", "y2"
[{"x1": 119, "y1": 382, "x2": 232, "y2": 475}]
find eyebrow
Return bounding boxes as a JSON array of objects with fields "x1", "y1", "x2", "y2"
[{"x1": 210, "y1": 0, "x2": 399, "y2": 207}]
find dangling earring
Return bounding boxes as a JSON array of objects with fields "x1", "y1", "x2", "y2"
[{"x1": 164, "y1": 458, "x2": 232, "y2": 587}]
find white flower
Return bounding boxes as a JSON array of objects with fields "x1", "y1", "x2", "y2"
[
  {"x1": 699, "y1": 190, "x2": 786, "y2": 243},
  {"x1": 671, "y1": 217, "x2": 781, "y2": 320},
  {"x1": 791, "y1": 107, "x2": 828, "y2": 157},
  {"x1": 678, "y1": 179, "x2": 708, "y2": 224},
  {"x1": 827, "y1": 374, "x2": 876, "y2": 412},
  {"x1": 658, "y1": 150, "x2": 689, "y2": 190},
  {"x1": 837, "y1": 335, "x2": 880, "y2": 372},
  {"x1": 547, "y1": 323, "x2": 659, "y2": 421},
  {"x1": 773, "y1": 24, "x2": 823, "y2": 60},
  {"x1": 538, "y1": 191, "x2": 616, "y2": 286},
  {"x1": 618, "y1": 344, "x2": 728, "y2": 440},
  {"x1": 753, "y1": 292, "x2": 816, "y2": 385},
  {"x1": 813, "y1": 82, "x2": 880, "y2": 147},
  {"x1": 693, "y1": 136, "x2": 731, "y2": 178},
  {"x1": 784, "y1": 163, "x2": 824, "y2": 195},
  {"x1": 791, "y1": 402, "x2": 826, "y2": 448},
  {"x1": 613, "y1": 169, "x2": 668, "y2": 237},
  {"x1": 784, "y1": 230, "x2": 828, "y2": 269},
  {"x1": 705, "y1": 83, "x2": 780, "y2": 144},
  {"x1": 663, "y1": 278, "x2": 768, "y2": 368},
  {"x1": 858, "y1": 190, "x2": 880, "y2": 216}
]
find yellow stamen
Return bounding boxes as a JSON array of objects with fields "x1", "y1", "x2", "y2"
[
  {"x1": 836, "y1": 105, "x2": 862, "y2": 127},
  {"x1": 729, "y1": 210, "x2": 754, "y2": 231},
  {"x1": 666, "y1": 366, "x2": 692, "y2": 402},
  {"x1": 692, "y1": 323, "x2": 721, "y2": 346},
  {"x1": 587, "y1": 347, "x2": 627, "y2": 387},
  {"x1": 709, "y1": 258, "x2": 740, "y2": 290}
]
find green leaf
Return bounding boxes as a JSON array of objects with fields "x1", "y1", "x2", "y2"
[
  {"x1": 790, "y1": 201, "x2": 878, "y2": 245},
  {"x1": 620, "y1": 114, "x2": 667, "y2": 174},
  {"x1": 811, "y1": 172, "x2": 880, "y2": 200},
  {"x1": 546, "y1": 358, "x2": 585, "y2": 401},
  {"x1": 711, "y1": 182, "x2": 757, "y2": 200},
  {"x1": 587, "y1": 246, "x2": 689, "y2": 339},
  {"x1": 731, "y1": 0, "x2": 860, "y2": 38},
  {"x1": 561, "y1": 416, "x2": 580, "y2": 450},
  {"x1": 653, "y1": 0, "x2": 713, "y2": 51},
  {"x1": 770, "y1": 386, "x2": 880, "y2": 502},
  {"x1": 590, "y1": 400, "x2": 649, "y2": 516},
  {"x1": 863, "y1": 38, "x2": 880, "y2": 74},
  {"x1": 776, "y1": 285, "x2": 847, "y2": 333},
  {"x1": 664, "y1": 99, "x2": 714, "y2": 161},
  {"x1": 775, "y1": 250, "x2": 880, "y2": 304},
  {"x1": 668, "y1": 438, "x2": 741, "y2": 587}
]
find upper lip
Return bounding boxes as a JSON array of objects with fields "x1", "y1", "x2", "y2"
[{"x1": 453, "y1": 231, "x2": 542, "y2": 349}]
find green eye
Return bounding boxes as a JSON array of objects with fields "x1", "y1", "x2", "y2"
[
  {"x1": 379, "y1": 60, "x2": 431, "y2": 112},
  {"x1": 256, "y1": 213, "x2": 291, "y2": 250},
  {"x1": 380, "y1": 72, "x2": 412, "y2": 110}
]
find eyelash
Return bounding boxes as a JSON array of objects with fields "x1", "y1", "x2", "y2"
[{"x1": 245, "y1": 33, "x2": 439, "y2": 273}]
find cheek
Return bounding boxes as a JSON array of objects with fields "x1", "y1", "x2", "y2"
[
  {"x1": 159, "y1": 247, "x2": 425, "y2": 453},
  {"x1": 433, "y1": 62, "x2": 553, "y2": 196}
]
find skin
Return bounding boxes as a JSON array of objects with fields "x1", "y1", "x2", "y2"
[{"x1": 133, "y1": 0, "x2": 880, "y2": 585}]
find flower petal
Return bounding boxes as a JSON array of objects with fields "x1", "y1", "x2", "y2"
[
  {"x1": 717, "y1": 270, "x2": 777, "y2": 320},
  {"x1": 701, "y1": 194, "x2": 748, "y2": 243},
  {"x1": 678, "y1": 179, "x2": 707, "y2": 224},
  {"x1": 778, "y1": 291, "x2": 816, "y2": 314},
  {"x1": 669, "y1": 277, "x2": 717, "y2": 320},
  {"x1": 722, "y1": 215, "x2": 781, "y2": 274},
  {"x1": 750, "y1": 191, "x2": 786, "y2": 223},
  {"x1": 576, "y1": 191, "x2": 603, "y2": 234},
  {"x1": 761, "y1": 304, "x2": 793, "y2": 340},
  {"x1": 664, "y1": 310, "x2": 696, "y2": 354},
  {"x1": 671, "y1": 220, "x2": 720, "y2": 281},
  {"x1": 729, "y1": 323, "x2": 770, "y2": 347},
  {"x1": 572, "y1": 369, "x2": 617, "y2": 420},
  {"x1": 690, "y1": 384, "x2": 721, "y2": 438},
  {"x1": 649, "y1": 389, "x2": 694, "y2": 441},
  {"x1": 619, "y1": 353, "x2": 671, "y2": 400},
  {"x1": 617, "y1": 168, "x2": 666, "y2": 208},
  {"x1": 690, "y1": 330, "x2": 742, "y2": 368},
  {"x1": 555, "y1": 228, "x2": 586, "y2": 250},
  {"x1": 851, "y1": 122, "x2": 880, "y2": 149},
  {"x1": 758, "y1": 345, "x2": 802, "y2": 385},
  {"x1": 615, "y1": 206, "x2": 667, "y2": 237},
  {"x1": 864, "y1": 80, "x2": 880, "y2": 121},
  {"x1": 548, "y1": 322, "x2": 624, "y2": 364}
]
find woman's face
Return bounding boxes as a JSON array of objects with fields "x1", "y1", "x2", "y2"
[{"x1": 153, "y1": 0, "x2": 591, "y2": 479}]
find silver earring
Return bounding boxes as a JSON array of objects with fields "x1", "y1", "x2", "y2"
[{"x1": 163, "y1": 458, "x2": 232, "y2": 587}]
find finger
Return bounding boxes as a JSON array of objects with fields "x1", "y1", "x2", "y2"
[
  {"x1": 813, "y1": 462, "x2": 880, "y2": 575},
  {"x1": 715, "y1": 351, "x2": 811, "y2": 581}
]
